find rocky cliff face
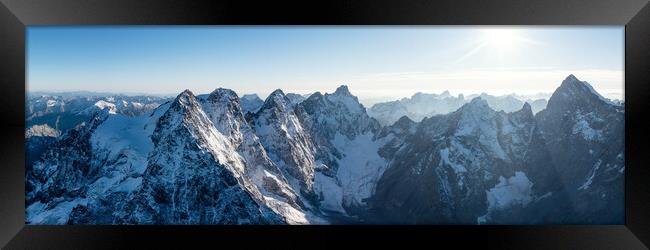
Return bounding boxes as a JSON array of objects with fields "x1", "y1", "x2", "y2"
[
  {"x1": 297, "y1": 86, "x2": 381, "y2": 174},
  {"x1": 535, "y1": 75, "x2": 624, "y2": 224},
  {"x1": 368, "y1": 75, "x2": 623, "y2": 224},
  {"x1": 295, "y1": 86, "x2": 386, "y2": 216},
  {"x1": 118, "y1": 90, "x2": 283, "y2": 224},
  {"x1": 200, "y1": 88, "x2": 309, "y2": 223},
  {"x1": 26, "y1": 111, "x2": 110, "y2": 208},
  {"x1": 250, "y1": 89, "x2": 318, "y2": 202},
  {"x1": 370, "y1": 98, "x2": 565, "y2": 224},
  {"x1": 27, "y1": 90, "x2": 310, "y2": 225}
]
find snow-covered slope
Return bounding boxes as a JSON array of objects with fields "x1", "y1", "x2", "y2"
[
  {"x1": 251, "y1": 89, "x2": 318, "y2": 200},
  {"x1": 298, "y1": 86, "x2": 380, "y2": 172},
  {"x1": 27, "y1": 110, "x2": 112, "y2": 224},
  {"x1": 200, "y1": 88, "x2": 312, "y2": 224},
  {"x1": 297, "y1": 86, "x2": 387, "y2": 216},
  {"x1": 119, "y1": 90, "x2": 285, "y2": 224},
  {"x1": 27, "y1": 90, "x2": 308, "y2": 224}
]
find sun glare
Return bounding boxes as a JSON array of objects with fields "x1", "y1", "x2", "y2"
[
  {"x1": 454, "y1": 28, "x2": 533, "y2": 65},
  {"x1": 482, "y1": 28, "x2": 520, "y2": 51}
]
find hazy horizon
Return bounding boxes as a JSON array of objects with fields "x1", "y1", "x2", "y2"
[
  {"x1": 27, "y1": 75, "x2": 621, "y2": 107},
  {"x1": 28, "y1": 87, "x2": 557, "y2": 105}
]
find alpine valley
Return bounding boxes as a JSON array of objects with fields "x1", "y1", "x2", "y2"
[{"x1": 25, "y1": 75, "x2": 624, "y2": 225}]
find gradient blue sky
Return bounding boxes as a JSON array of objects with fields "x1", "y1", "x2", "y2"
[{"x1": 27, "y1": 26, "x2": 624, "y2": 102}]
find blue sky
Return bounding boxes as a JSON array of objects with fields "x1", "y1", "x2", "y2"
[{"x1": 27, "y1": 26, "x2": 624, "y2": 102}]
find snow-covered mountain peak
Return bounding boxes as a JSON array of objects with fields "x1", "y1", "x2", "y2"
[
  {"x1": 391, "y1": 116, "x2": 417, "y2": 132},
  {"x1": 539, "y1": 75, "x2": 623, "y2": 145},
  {"x1": 509, "y1": 102, "x2": 535, "y2": 123},
  {"x1": 93, "y1": 100, "x2": 117, "y2": 114},
  {"x1": 300, "y1": 85, "x2": 378, "y2": 137},
  {"x1": 174, "y1": 89, "x2": 198, "y2": 107},
  {"x1": 204, "y1": 88, "x2": 245, "y2": 114},
  {"x1": 451, "y1": 97, "x2": 500, "y2": 138},
  {"x1": 164, "y1": 90, "x2": 217, "y2": 140},
  {"x1": 323, "y1": 86, "x2": 365, "y2": 114},
  {"x1": 155, "y1": 88, "x2": 250, "y2": 180},
  {"x1": 259, "y1": 89, "x2": 292, "y2": 112},
  {"x1": 161, "y1": 90, "x2": 199, "y2": 128},
  {"x1": 565, "y1": 74, "x2": 579, "y2": 82},
  {"x1": 78, "y1": 100, "x2": 117, "y2": 115},
  {"x1": 240, "y1": 94, "x2": 264, "y2": 114},
  {"x1": 163, "y1": 90, "x2": 213, "y2": 129},
  {"x1": 411, "y1": 90, "x2": 452, "y2": 100},
  {"x1": 199, "y1": 88, "x2": 248, "y2": 146},
  {"x1": 551, "y1": 75, "x2": 617, "y2": 108},
  {"x1": 333, "y1": 85, "x2": 352, "y2": 96},
  {"x1": 128, "y1": 89, "x2": 287, "y2": 224},
  {"x1": 512, "y1": 102, "x2": 535, "y2": 119},
  {"x1": 463, "y1": 97, "x2": 492, "y2": 111},
  {"x1": 304, "y1": 91, "x2": 323, "y2": 103},
  {"x1": 558, "y1": 74, "x2": 589, "y2": 93},
  {"x1": 179, "y1": 89, "x2": 194, "y2": 97},
  {"x1": 209, "y1": 88, "x2": 239, "y2": 101},
  {"x1": 204, "y1": 88, "x2": 243, "y2": 117},
  {"x1": 395, "y1": 115, "x2": 415, "y2": 126},
  {"x1": 410, "y1": 92, "x2": 433, "y2": 101},
  {"x1": 269, "y1": 89, "x2": 286, "y2": 98},
  {"x1": 520, "y1": 102, "x2": 532, "y2": 114}
]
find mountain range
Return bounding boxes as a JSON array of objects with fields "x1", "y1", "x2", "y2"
[
  {"x1": 367, "y1": 91, "x2": 550, "y2": 126},
  {"x1": 25, "y1": 75, "x2": 624, "y2": 224}
]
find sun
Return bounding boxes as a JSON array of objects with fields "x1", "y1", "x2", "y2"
[
  {"x1": 453, "y1": 28, "x2": 539, "y2": 65},
  {"x1": 481, "y1": 28, "x2": 521, "y2": 52}
]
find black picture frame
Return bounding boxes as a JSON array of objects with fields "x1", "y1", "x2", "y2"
[{"x1": 1, "y1": 0, "x2": 649, "y2": 248}]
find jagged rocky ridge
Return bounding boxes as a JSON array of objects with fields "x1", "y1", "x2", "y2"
[{"x1": 26, "y1": 75, "x2": 623, "y2": 224}]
